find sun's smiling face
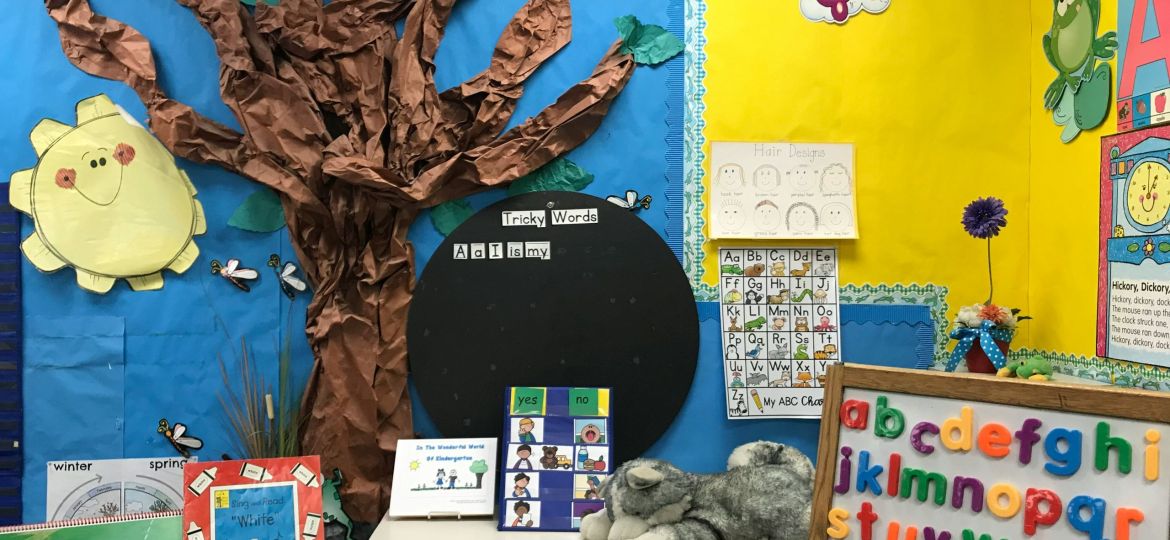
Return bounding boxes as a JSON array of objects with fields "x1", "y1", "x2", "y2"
[
  {"x1": 48, "y1": 140, "x2": 136, "y2": 206},
  {"x1": 10, "y1": 94, "x2": 206, "y2": 293},
  {"x1": 31, "y1": 115, "x2": 196, "y2": 275}
]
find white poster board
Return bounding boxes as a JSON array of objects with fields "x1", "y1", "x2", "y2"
[
  {"x1": 709, "y1": 141, "x2": 858, "y2": 239},
  {"x1": 719, "y1": 247, "x2": 841, "y2": 419},
  {"x1": 388, "y1": 438, "x2": 498, "y2": 518},
  {"x1": 46, "y1": 456, "x2": 192, "y2": 520}
]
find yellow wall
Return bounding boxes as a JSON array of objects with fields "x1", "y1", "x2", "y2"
[
  {"x1": 1028, "y1": 1, "x2": 1117, "y2": 357},
  {"x1": 701, "y1": 1, "x2": 1033, "y2": 337}
]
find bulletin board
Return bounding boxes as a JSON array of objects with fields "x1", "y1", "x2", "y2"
[{"x1": 2, "y1": 0, "x2": 685, "y2": 522}]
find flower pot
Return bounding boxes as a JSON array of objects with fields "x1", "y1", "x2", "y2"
[{"x1": 964, "y1": 339, "x2": 1010, "y2": 374}]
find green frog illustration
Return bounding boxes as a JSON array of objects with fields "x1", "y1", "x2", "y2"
[
  {"x1": 322, "y1": 468, "x2": 354, "y2": 539},
  {"x1": 1042, "y1": 0, "x2": 1117, "y2": 141}
]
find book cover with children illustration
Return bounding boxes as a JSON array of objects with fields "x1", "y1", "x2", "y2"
[{"x1": 387, "y1": 438, "x2": 497, "y2": 518}]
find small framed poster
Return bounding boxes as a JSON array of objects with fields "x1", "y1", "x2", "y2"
[
  {"x1": 387, "y1": 438, "x2": 498, "y2": 518},
  {"x1": 182, "y1": 457, "x2": 322, "y2": 540},
  {"x1": 1098, "y1": 126, "x2": 1170, "y2": 368},
  {"x1": 499, "y1": 387, "x2": 612, "y2": 532},
  {"x1": 811, "y1": 364, "x2": 1170, "y2": 540}
]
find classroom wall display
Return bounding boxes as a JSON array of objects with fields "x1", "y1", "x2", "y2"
[
  {"x1": 4, "y1": 0, "x2": 682, "y2": 524},
  {"x1": 498, "y1": 387, "x2": 611, "y2": 532},
  {"x1": 708, "y1": 142, "x2": 857, "y2": 240},
  {"x1": 387, "y1": 438, "x2": 497, "y2": 518},
  {"x1": 1117, "y1": 0, "x2": 1170, "y2": 132},
  {"x1": 811, "y1": 365, "x2": 1170, "y2": 540},
  {"x1": 46, "y1": 457, "x2": 190, "y2": 521},
  {"x1": 409, "y1": 192, "x2": 697, "y2": 464},
  {"x1": 1098, "y1": 126, "x2": 1170, "y2": 367},
  {"x1": 182, "y1": 457, "x2": 322, "y2": 540},
  {"x1": 718, "y1": 247, "x2": 841, "y2": 419}
]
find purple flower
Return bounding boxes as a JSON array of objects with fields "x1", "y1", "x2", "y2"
[{"x1": 962, "y1": 197, "x2": 1008, "y2": 239}]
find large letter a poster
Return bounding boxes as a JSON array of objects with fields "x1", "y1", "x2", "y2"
[{"x1": 1099, "y1": 126, "x2": 1170, "y2": 366}]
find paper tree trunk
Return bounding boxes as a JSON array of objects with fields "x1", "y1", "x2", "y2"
[{"x1": 44, "y1": 0, "x2": 635, "y2": 522}]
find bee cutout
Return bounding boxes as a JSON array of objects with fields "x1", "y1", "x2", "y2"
[
  {"x1": 606, "y1": 190, "x2": 652, "y2": 211},
  {"x1": 210, "y1": 258, "x2": 259, "y2": 292},
  {"x1": 267, "y1": 254, "x2": 307, "y2": 300},
  {"x1": 158, "y1": 418, "x2": 203, "y2": 458}
]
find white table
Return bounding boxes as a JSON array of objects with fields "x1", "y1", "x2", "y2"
[{"x1": 373, "y1": 517, "x2": 579, "y2": 539}]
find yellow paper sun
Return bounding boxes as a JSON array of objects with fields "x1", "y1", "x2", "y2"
[
  {"x1": 9, "y1": 94, "x2": 205, "y2": 293},
  {"x1": 409, "y1": 460, "x2": 420, "y2": 471}
]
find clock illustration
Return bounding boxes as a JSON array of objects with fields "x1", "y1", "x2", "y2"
[{"x1": 1125, "y1": 159, "x2": 1170, "y2": 233}]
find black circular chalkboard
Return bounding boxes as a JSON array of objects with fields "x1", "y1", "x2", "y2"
[{"x1": 408, "y1": 191, "x2": 699, "y2": 465}]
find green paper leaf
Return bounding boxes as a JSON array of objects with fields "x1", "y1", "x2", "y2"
[
  {"x1": 507, "y1": 158, "x2": 594, "y2": 196},
  {"x1": 614, "y1": 15, "x2": 684, "y2": 66},
  {"x1": 228, "y1": 188, "x2": 286, "y2": 233},
  {"x1": 1128, "y1": 243, "x2": 1140, "y2": 253},
  {"x1": 430, "y1": 199, "x2": 475, "y2": 236},
  {"x1": 1160, "y1": 242, "x2": 1170, "y2": 253}
]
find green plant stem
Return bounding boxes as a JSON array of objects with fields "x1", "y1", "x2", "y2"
[{"x1": 984, "y1": 238, "x2": 994, "y2": 306}]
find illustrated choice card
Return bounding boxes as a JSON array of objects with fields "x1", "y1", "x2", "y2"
[
  {"x1": 499, "y1": 387, "x2": 611, "y2": 532},
  {"x1": 387, "y1": 438, "x2": 498, "y2": 518},
  {"x1": 709, "y1": 142, "x2": 858, "y2": 239},
  {"x1": 182, "y1": 457, "x2": 321, "y2": 540},
  {"x1": 719, "y1": 248, "x2": 842, "y2": 418},
  {"x1": 1098, "y1": 126, "x2": 1170, "y2": 368}
]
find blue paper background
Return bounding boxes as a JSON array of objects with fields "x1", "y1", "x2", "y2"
[
  {"x1": 1, "y1": 0, "x2": 933, "y2": 523},
  {"x1": 1, "y1": 0, "x2": 681, "y2": 521}
]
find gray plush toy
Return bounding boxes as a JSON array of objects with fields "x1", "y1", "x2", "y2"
[{"x1": 579, "y1": 441, "x2": 812, "y2": 540}]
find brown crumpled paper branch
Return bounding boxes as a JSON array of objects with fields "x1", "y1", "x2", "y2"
[{"x1": 45, "y1": 0, "x2": 634, "y2": 523}]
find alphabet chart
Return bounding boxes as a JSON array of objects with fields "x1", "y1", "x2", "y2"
[
  {"x1": 498, "y1": 387, "x2": 611, "y2": 532},
  {"x1": 718, "y1": 247, "x2": 841, "y2": 419}
]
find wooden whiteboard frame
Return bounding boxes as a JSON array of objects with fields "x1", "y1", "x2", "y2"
[{"x1": 809, "y1": 364, "x2": 1170, "y2": 540}]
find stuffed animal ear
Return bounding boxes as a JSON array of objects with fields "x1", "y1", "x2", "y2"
[{"x1": 626, "y1": 466, "x2": 664, "y2": 490}]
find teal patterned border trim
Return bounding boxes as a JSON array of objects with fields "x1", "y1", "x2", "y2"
[
  {"x1": 839, "y1": 283, "x2": 951, "y2": 366},
  {"x1": 683, "y1": 0, "x2": 717, "y2": 301},
  {"x1": 1010, "y1": 349, "x2": 1170, "y2": 391}
]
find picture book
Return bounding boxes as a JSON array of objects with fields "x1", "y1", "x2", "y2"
[
  {"x1": 387, "y1": 437, "x2": 497, "y2": 518},
  {"x1": 182, "y1": 457, "x2": 322, "y2": 540},
  {"x1": 499, "y1": 387, "x2": 611, "y2": 532}
]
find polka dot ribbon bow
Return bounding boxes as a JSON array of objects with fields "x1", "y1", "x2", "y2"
[{"x1": 945, "y1": 320, "x2": 1014, "y2": 372}]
